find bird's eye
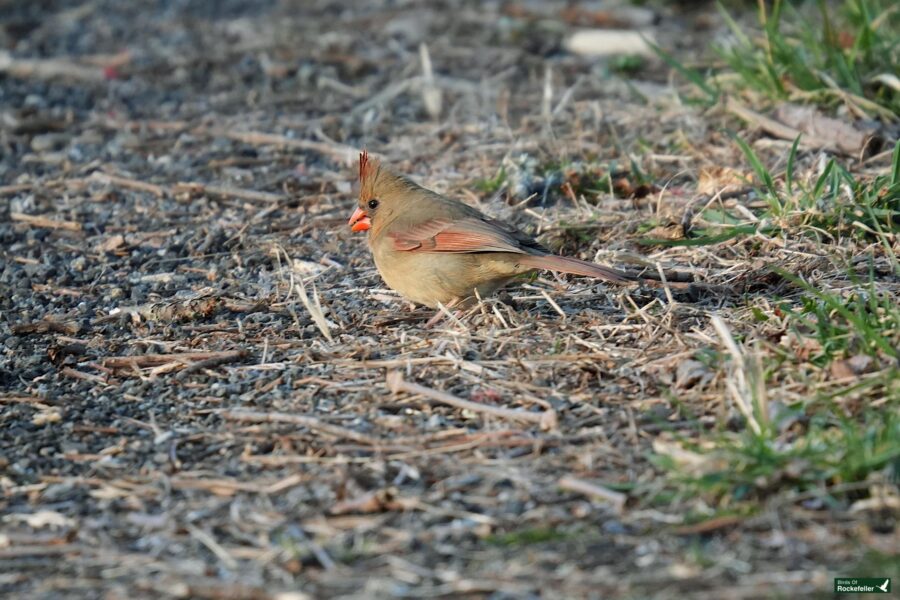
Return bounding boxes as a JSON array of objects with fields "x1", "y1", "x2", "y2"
[{"x1": 367, "y1": 198, "x2": 379, "y2": 210}]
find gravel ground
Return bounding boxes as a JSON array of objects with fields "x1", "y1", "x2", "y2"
[{"x1": 1, "y1": 1, "x2": 896, "y2": 599}]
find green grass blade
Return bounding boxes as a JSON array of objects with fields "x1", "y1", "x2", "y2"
[
  {"x1": 813, "y1": 159, "x2": 837, "y2": 198},
  {"x1": 786, "y1": 135, "x2": 801, "y2": 196},
  {"x1": 717, "y1": 1, "x2": 753, "y2": 48},
  {"x1": 646, "y1": 40, "x2": 719, "y2": 104},
  {"x1": 776, "y1": 269, "x2": 899, "y2": 360},
  {"x1": 731, "y1": 133, "x2": 780, "y2": 212}
]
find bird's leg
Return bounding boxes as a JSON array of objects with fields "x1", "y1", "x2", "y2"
[
  {"x1": 424, "y1": 311, "x2": 445, "y2": 328},
  {"x1": 424, "y1": 299, "x2": 461, "y2": 328}
]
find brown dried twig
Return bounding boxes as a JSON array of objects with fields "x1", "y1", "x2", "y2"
[
  {"x1": 89, "y1": 171, "x2": 168, "y2": 197},
  {"x1": 386, "y1": 371, "x2": 559, "y2": 430},
  {"x1": 102, "y1": 350, "x2": 246, "y2": 370},
  {"x1": 10, "y1": 212, "x2": 82, "y2": 232},
  {"x1": 12, "y1": 319, "x2": 80, "y2": 336},
  {"x1": 174, "y1": 354, "x2": 246, "y2": 382},
  {"x1": 217, "y1": 409, "x2": 389, "y2": 446},
  {"x1": 558, "y1": 475, "x2": 627, "y2": 513},
  {"x1": 0, "y1": 51, "x2": 105, "y2": 83}
]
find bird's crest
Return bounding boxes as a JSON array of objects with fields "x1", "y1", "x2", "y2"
[
  {"x1": 358, "y1": 150, "x2": 420, "y2": 205},
  {"x1": 359, "y1": 150, "x2": 379, "y2": 186},
  {"x1": 358, "y1": 150, "x2": 381, "y2": 203}
]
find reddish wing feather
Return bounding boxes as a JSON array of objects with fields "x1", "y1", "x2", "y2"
[
  {"x1": 427, "y1": 231, "x2": 515, "y2": 252},
  {"x1": 389, "y1": 218, "x2": 526, "y2": 254}
]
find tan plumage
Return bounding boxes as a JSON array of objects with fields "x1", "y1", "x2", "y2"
[{"x1": 348, "y1": 151, "x2": 631, "y2": 308}]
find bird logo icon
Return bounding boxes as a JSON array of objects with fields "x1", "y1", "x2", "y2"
[{"x1": 877, "y1": 579, "x2": 889, "y2": 592}]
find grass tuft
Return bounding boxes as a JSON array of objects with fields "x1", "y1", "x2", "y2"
[
  {"x1": 714, "y1": 0, "x2": 900, "y2": 117},
  {"x1": 647, "y1": 138, "x2": 899, "y2": 518},
  {"x1": 657, "y1": 0, "x2": 899, "y2": 117},
  {"x1": 641, "y1": 138, "x2": 900, "y2": 247}
]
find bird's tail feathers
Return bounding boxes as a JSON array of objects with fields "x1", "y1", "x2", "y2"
[{"x1": 519, "y1": 254, "x2": 631, "y2": 283}]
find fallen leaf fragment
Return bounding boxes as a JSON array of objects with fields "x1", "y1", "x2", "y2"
[
  {"x1": 4, "y1": 510, "x2": 75, "y2": 529},
  {"x1": 565, "y1": 29, "x2": 656, "y2": 58},
  {"x1": 330, "y1": 488, "x2": 405, "y2": 515}
]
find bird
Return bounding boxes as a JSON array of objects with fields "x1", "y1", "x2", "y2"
[{"x1": 347, "y1": 151, "x2": 632, "y2": 310}]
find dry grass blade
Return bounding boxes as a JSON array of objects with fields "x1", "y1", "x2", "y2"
[
  {"x1": 294, "y1": 278, "x2": 333, "y2": 342},
  {"x1": 434, "y1": 301, "x2": 467, "y2": 329},
  {"x1": 386, "y1": 371, "x2": 559, "y2": 430},
  {"x1": 218, "y1": 409, "x2": 387, "y2": 446},
  {"x1": 185, "y1": 523, "x2": 238, "y2": 571},
  {"x1": 540, "y1": 290, "x2": 566, "y2": 319},
  {"x1": 710, "y1": 314, "x2": 767, "y2": 435},
  {"x1": 419, "y1": 43, "x2": 442, "y2": 119},
  {"x1": 558, "y1": 475, "x2": 627, "y2": 513},
  {"x1": 272, "y1": 245, "x2": 334, "y2": 342}
]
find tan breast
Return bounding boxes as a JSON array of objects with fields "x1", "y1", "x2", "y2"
[{"x1": 369, "y1": 234, "x2": 531, "y2": 307}]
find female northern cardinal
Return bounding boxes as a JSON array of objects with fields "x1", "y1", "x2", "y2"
[{"x1": 348, "y1": 151, "x2": 631, "y2": 308}]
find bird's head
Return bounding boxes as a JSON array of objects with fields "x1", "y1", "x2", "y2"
[
  {"x1": 348, "y1": 150, "x2": 415, "y2": 234},
  {"x1": 347, "y1": 150, "x2": 378, "y2": 232}
]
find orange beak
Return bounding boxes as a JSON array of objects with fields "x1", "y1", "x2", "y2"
[{"x1": 348, "y1": 207, "x2": 371, "y2": 232}]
